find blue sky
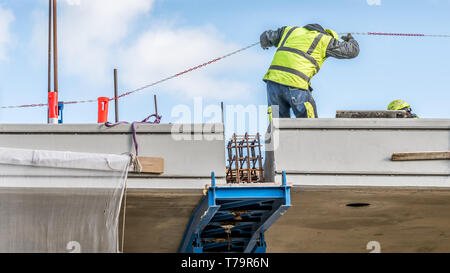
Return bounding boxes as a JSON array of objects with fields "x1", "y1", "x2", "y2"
[{"x1": 0, "y1": 0, "x2": 449, "y2": 137}]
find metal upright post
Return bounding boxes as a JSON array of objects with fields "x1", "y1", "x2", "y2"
[
  {"x1": 154, "y1": 95, "x2": 158, "y2": 117},
  {"x1": 114, "y1": 69, "x2": 119, "y2": 122},
  {"x1": 233, "y1": 134, "x2": 240, "y2": 183},
  {"x1": 245, "y1": 133, "x2": 251, "y2": 183},
  {"x1": 256, "y1": 133, "x2": 264, "y2": 182},
  {"x1": 220, "y1": 102, "x2": 224, "y2": 124},
  {"x1": 226, "y1": 141, "x2": 233, "y2": 182},
  {"x1": 47, "y1": 0, "x2": 59, "y2": 124},
  {"x1": 220, "y1": 102, "x2": 225, "y2": 139},
  {"x1": 48, "y1": 0, "x2": 52, "y2": 96},
  {"x1": 47, "y1": 0, "x2": 52, "y2": 124},
  {"x1": 53, "y1": 0, "x2": 58, "y2": 95}
]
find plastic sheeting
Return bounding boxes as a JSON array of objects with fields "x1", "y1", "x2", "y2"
[{"x1": 0, "y1": 147, "x2": 130, "y2": 253}]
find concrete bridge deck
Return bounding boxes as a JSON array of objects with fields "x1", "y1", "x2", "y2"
[
  {"x1": 120, "y1": 187, "x2": 450, "y2": 252},
  {"x1": 1, "y1": 120, "x2": 449, "y2": 252}
]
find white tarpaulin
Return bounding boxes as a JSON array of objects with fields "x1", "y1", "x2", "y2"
[{"x1": 0, "y1": 147, "x2": 130, "y2": 253}]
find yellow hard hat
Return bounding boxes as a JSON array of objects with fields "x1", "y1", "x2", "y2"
[{"x1": 387, "y1": 100, "x2": 411, "y2": 111}]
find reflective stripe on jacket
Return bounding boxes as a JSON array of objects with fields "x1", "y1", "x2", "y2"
[{"x1": 263, "y1": 26, "x2": 334, "y2": 90}]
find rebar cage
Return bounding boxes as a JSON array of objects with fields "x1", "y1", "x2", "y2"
[{"x1": 226, "y1": 133, "x2": 263, "y2": 183}]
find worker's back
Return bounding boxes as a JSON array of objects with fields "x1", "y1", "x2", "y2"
[
  {"x1": 260, "y1": 24, "x2": 359, "y2": 119},
  {"x1": 261, "y1": 24, "x2": 359, "y2": 91}
]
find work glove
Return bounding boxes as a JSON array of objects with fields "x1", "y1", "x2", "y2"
[
  {"x1": 260, "y1": 31, "x2": 271, "y2": 50},
  {"x1": 341, "y1": 33, "x2": 354, "y2": 42}
]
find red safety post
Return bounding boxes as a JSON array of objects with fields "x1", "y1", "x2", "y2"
[
  {"x1": 48, "y1": 92, "x2": 58, "y2": 124},
  {"x1": 97, "y1": 97, "x2": 109, "y2": 123}
]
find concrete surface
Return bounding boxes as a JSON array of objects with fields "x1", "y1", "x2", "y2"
[
  {"x1": 1, "y1": 120, "x2": 450, "y2": 253},
  {"x1": 4, "y1": 185, "x2": 448, "y2": 253},
  {"x1": 119, "y1": 186, "x2": 450, "y2": 253},
  {"x1": 265, "y1": 118, "x2": 450, "y2": 186},
  {"x1": 0, "y1": 123, "x2": 226, "y2": 188},
  {"x1": 265, "y1": 187, "x2": 450, "y2": 253},
  {"x1": 4, "y1": 186, "x2": 449, "y2": 253}
]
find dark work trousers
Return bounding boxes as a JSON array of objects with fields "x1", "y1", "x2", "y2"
[{"x1": 266, "y1": 80, "x2": 318, "y2": 118}]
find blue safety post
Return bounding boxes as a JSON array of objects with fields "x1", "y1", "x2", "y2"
[
  {"x1": 282, "y1": 170, "x2": 290, "y2": 206},
  {"x1": 193, "y1": 234, "x2": 203, "y2": 253},
  {"x1": 253, "y1": 233, "x2": 267, "y2": 253},
  {"x1": 179, "y1": 171, "x2": 291, "y2": 253},
  {"x1": 211, "y1": 172, "x2": 216, "y2": 187},
  {"x1": 58, "y1": 101, "x2": 64, "y2": 124}
]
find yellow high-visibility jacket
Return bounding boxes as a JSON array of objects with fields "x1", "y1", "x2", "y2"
[{"x1": 263, "y1": 26, "x2": 336, "y2": 90}]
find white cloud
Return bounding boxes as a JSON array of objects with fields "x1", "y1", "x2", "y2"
[
  {"x1": 0, "y1": 4, "x2": 14, "y2": 61},
  {"x1": 120, "y1": 25, "x2": 262, "y2": 100},
  {"x1": 65, "y1": 0, "x2": 81, "y2": 5},
  {"x1": 31, "y1": 0, "x2": 263, "y2": 100},
  {"x1": 59, "y1": 0, "x2": 154, "y2": 85},
  {"x1": 366, "y1": 0, "x2": 382, "y2": 5}
]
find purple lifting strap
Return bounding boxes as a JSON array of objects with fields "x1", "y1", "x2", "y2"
[{"x1": 104, "y1": 114, "x2": 162, "y2": 156}]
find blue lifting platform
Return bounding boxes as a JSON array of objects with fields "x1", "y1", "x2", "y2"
[{"x1": 178, "y1": 171, "x2": 291, "y2": 253}]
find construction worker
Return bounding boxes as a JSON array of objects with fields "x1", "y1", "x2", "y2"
[
  {"x1": 387, "y1": 100, "x2": 418, "y2": 118},
  {"x1": 261, "y1": 24, "x2": 360, "y2": 121}
]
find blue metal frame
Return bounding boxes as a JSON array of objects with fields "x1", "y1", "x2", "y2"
[
  {"x1": 178, "y1": 171, "x2": 291, "y2": 253},
  {"x1": 58, "y1": 101, "x2": 64, "y2": 124},
  {"x1": 253, "y1": 233, "x2": 267, "y2": 253}
]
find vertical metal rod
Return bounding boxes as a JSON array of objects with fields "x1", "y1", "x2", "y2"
[
  {"x1": 256, "y1": 133, "x2": 264, "y2": 182},
  {"x1": 154, "y1": 95, "x2": 158, "y2": 117},
  {"x1": 114, "y1": 69, "x2": 119, "y2": 122},
  {"x1": 47, "y1": 0, "x2": 52, "y2": 124},
  {"x1": 245, "y1": 133, "x2": 251, "y2": 183},
  {"x1": 250, "y1": 138, "x2": 256, "y2": 180},
  {"x1": 226, "y1": 141, "x2": 232, "y2": 182},
  {"x1": 220, "y1": 102, "x2": 224, "y2": 124},
  {"x1": 211, "y1": 172, "x2": 216, "y2": 187},
  {"x1": 48, "y1": 0, "x2": 52, "y2": 94},
  {"x1": 233, "y1": 134, "x2": 240, "y2": 183},
  {"x1": 53, "y1": 0, "x2": 58, "y2": 94},
  {"x1": 220, "y1": 102, "x2": 225, "y2": 139}
]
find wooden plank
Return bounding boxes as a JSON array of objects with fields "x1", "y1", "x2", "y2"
[
  {"x1": 136, "y1": 156, "x2": 164, "y2": 174},
  {"x1": 392, "y1": 151, "x2": 450, "y2": 161},
  {"x1": 336, "y1": 110, "x2": 406, "y2": 118}
]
